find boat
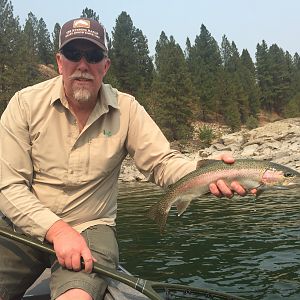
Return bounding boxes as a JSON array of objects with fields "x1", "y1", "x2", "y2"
[
  {"x1": 23, "y1": 265, "x2": 149, "y2": 300},
  {"x1": 0, "y1": 226, "x2": 247, "y2": 300},
  {"x1": 0, "y1": 217, "x2": 149, "y2": 300}
]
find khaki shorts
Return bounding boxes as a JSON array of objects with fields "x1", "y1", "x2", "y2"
[{"x1": 0, "y1": 217, "x2": 119, "y2": 300}]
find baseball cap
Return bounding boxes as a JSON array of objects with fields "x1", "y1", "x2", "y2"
[{"x1": 59, "y1": 17, "x2": 108, "y2": 53}]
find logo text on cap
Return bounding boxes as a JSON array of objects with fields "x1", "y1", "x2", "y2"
[{"x1": 73, "y1": 19, "x2": 90, "y2": 29}]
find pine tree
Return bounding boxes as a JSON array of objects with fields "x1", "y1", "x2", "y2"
[
  {"x1": 20, "y1": 12, "x2": 46, "y2": 83},
  {"x1": 133, "y1": 28, "x2": 154, "y2": 92},
  {"x1": 268, "y1": 44, "x2": 292, "y2": 114},
  {"x1": 218, "y1": 70, "x2": 241, "y2": 131},
  {"x1": 291, "y1": 53, "x2": 300, "y2": 96},
  {"x1": 110, "y1": 11, "x2": 153, "y2": 99},
  {"x1": 186, "y1": 24, "x2": 222, "y2": 121},
  {"x1": 284, "y1": 93, "x2": 300, "y2": 117},
  {"x1": 37, "y1": 17, "x2": 54, "y2": 65},
  {"x1": 283, "y1": 53, "x2": 300, "y2": 117},
  {"x1": 52, "y1": 23, "x2": 60, "y2": 54},
  {"x1": 256, "y1": 40, "x2": 273, "y2": 111},
  {"x1": 51, "y1": 22, "x2": 61, "y2": 70},
  {"x1": 23, "y1": 12, "x2": 39, "y2": 60},
  {"x1": 0, "y1": 0, "x2": 21, "y2": 113},
  {"x1": 185, "y1": 37, "x2": 192, "y2": 58},
  {"x1": 221, "y1": 35, "x2": 234, "y2": 71},
  {"x1": 231, "y1": 41, "x2": 250, "y2": 123},
  {"x1": 220, "y1": 36, "x2": 246, "y2": 125},
  {"x1": 110, "y1": 12, "x2": 140, "y2": 94},
  {"x1": 152, "y1": 32, "x2": 194, "y2": 140},
  {"x1": 240, "y1": 49, "x2": 260, "y2": 118},
  {"x1": 81, "y1": 7, "x2": 99, "y2": 21}
]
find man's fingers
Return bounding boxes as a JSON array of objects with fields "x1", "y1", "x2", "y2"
[
  {"x1": 209, "y1": 154, "x2": 250, "y2": 198},
  {"x1": 209, "y1": 183, "x2": 222, "y2": 197},
  {"x1": 57, "y1": 257, "x2": 65, "y2": 268},
  {"x1": 210, "y1": 180, "x2": 249, "y2": 198},
  {"x1": 64, "y1": 256, "x2": 72, "y2": 270},
  {"x1": 219, "y1": 153, "x2": 235, "y2": 164},
  {"x1": 216, "y1": 180, "x2": 233, "y2": 198},
  {"x1": 230, "y1": 181, "x2": 246, "y2": 196},
  {"x1": 71, "y1": 253, "x2": 82, "y2": 271},
  {"x1": 57, "y1": 253, "x2": 93, "y2": 272},
  {"x1": 49, "y1": 221, "x2": 95, "y2": 272},
  {"x1": 81, "y1": 249, "x2": 94, "y2": 273}
]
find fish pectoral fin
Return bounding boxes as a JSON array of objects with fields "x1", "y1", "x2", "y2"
[
  {"x1": 255, "y1": 189, "x2": 263, "y2": 198},
  {"x1": 176, "y1": 199, "x2": 192, "y2": 216},
  {"x1": 255, "y1": 184, "x2": 267, "y2": 198}
]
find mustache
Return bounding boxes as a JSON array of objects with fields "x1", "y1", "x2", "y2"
[{"x1": 69, "y1": 72, "x2": 94, "y2": 80}]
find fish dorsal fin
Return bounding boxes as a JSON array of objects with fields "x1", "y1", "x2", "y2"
[{"x1": 196, "y1": 159, "x2": 218, "y2": 169}]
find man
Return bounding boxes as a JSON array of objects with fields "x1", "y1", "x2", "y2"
[{"x1": 0, "y1": 18, "x2": 247, "y2": 299}]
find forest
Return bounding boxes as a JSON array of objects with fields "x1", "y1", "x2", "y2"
[{"x1": 1, "y1": 0, "x2": 300, "y2": 141}]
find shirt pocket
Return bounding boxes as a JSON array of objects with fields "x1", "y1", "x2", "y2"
[{"x1": 87, "y1": 135, "x2": 127, "y2": 179}]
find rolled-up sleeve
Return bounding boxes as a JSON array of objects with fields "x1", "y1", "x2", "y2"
[
  {"x1": 0, "y1": 93, "x2": 60, "y2": 240},
  {"x1": 125, "y1": 97, "x2": 196, "y2": 187}
]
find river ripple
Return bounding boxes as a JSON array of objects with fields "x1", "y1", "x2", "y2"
[{"x1": 116, "y1": 182, "x2": 300, "y2": 299}]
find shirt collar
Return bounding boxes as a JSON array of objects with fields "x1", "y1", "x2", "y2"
[
  {"x1": 99, "y1": 83, "x2": 119, "y2": 111},
  {"x1": 50, "y1": 76, "x2": 64, "y2": 105}
]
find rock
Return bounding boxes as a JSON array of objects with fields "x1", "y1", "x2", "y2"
[
  {"x1": 119, "y1": 117, "x2": 300, "y2": 182},
  {"x1": 207, "y1": 118, "x2": 300, "y2": 171},
  {"x1": 212, "y1": 143, "x2": 230, "y2": 151},
  {"x1": 240, "y1": 144, "x2": 259, "y2": 157},
  {"x1": 221, "y1": 132, "x2": 245, "y2": 146},
  {"x1": 197, "y1": 117, "x2": 300, "y2": 171}
]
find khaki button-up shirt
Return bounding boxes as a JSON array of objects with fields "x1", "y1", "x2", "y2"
[{"x1": 0, "y1": 76, "x2": 196, "y2": 240}]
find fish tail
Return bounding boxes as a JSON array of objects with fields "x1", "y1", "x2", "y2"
[{"x1": 145, "y1": 203, "x2": 168, "y2": 234}]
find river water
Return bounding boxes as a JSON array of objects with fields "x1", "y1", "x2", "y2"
[{"x1": 116, "y1": 182, "x2": 300, "y2": 300}]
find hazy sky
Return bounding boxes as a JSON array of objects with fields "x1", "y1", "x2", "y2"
[{"x1": 12, "y1": 0, "x2": 300, "y2": 60}]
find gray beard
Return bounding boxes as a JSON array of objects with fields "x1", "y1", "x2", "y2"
[{"x1": 73, "y1": 88, "x2": 92, "y2": 103}]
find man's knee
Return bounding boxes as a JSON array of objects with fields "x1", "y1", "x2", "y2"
[{"x1": 56, "y1": 289, "x2": 92, "y2": 300}]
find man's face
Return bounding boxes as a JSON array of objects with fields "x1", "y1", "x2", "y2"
[{"x1": 56, "y1": 40, "x2": 110, "y2": 103}]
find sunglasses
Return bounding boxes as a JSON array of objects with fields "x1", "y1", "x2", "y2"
[{"x1": 61, "y1": 47, "x2": 106, "y2": 64}]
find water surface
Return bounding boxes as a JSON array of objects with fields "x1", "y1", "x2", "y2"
[{"x1": 116, "y1": 182, "x2": 300, "y2": 299}]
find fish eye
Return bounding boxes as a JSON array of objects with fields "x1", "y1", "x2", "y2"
[{"x1": 284, "y1": 172, "x2": 294, "y2": 177}]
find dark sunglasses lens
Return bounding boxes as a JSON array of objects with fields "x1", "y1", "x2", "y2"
[
  {"x1": 62, "y1": 48, "x2": 104, "y2": 64},
  {"x1": 62, "y1": 49, "x2": 81, "y2": 62},
  {"x1": 85, "y1": 50, "x2": 105, "y2": 63}
]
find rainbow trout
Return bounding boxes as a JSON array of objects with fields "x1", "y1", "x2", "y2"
[{"x1": 146, "y1": 159, "x2": 300, "y2": 233}]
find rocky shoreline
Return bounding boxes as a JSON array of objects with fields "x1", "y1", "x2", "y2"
[{"x1": 119, "y1": 117, "x2": 300, "y2": 182}]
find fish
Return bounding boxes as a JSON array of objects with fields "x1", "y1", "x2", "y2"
[{"x1": 146, "y1": 159, "x2": 300, "y2": 233}]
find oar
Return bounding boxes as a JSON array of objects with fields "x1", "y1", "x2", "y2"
[{"x1": 0, "y1": 226, "x2": 247, "y2": 300}]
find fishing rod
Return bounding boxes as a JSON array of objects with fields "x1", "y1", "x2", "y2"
[{"x1": 0, "y1": 226, "x2": 247, "y2": 300}]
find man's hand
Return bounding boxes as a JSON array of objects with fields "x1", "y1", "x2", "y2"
[
  {"x1": 208, "y1": 153, "x2": 256, "y2": 198},
  {"x1": 45, "y1": 220, "x2": 96, "y2": 273}
]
